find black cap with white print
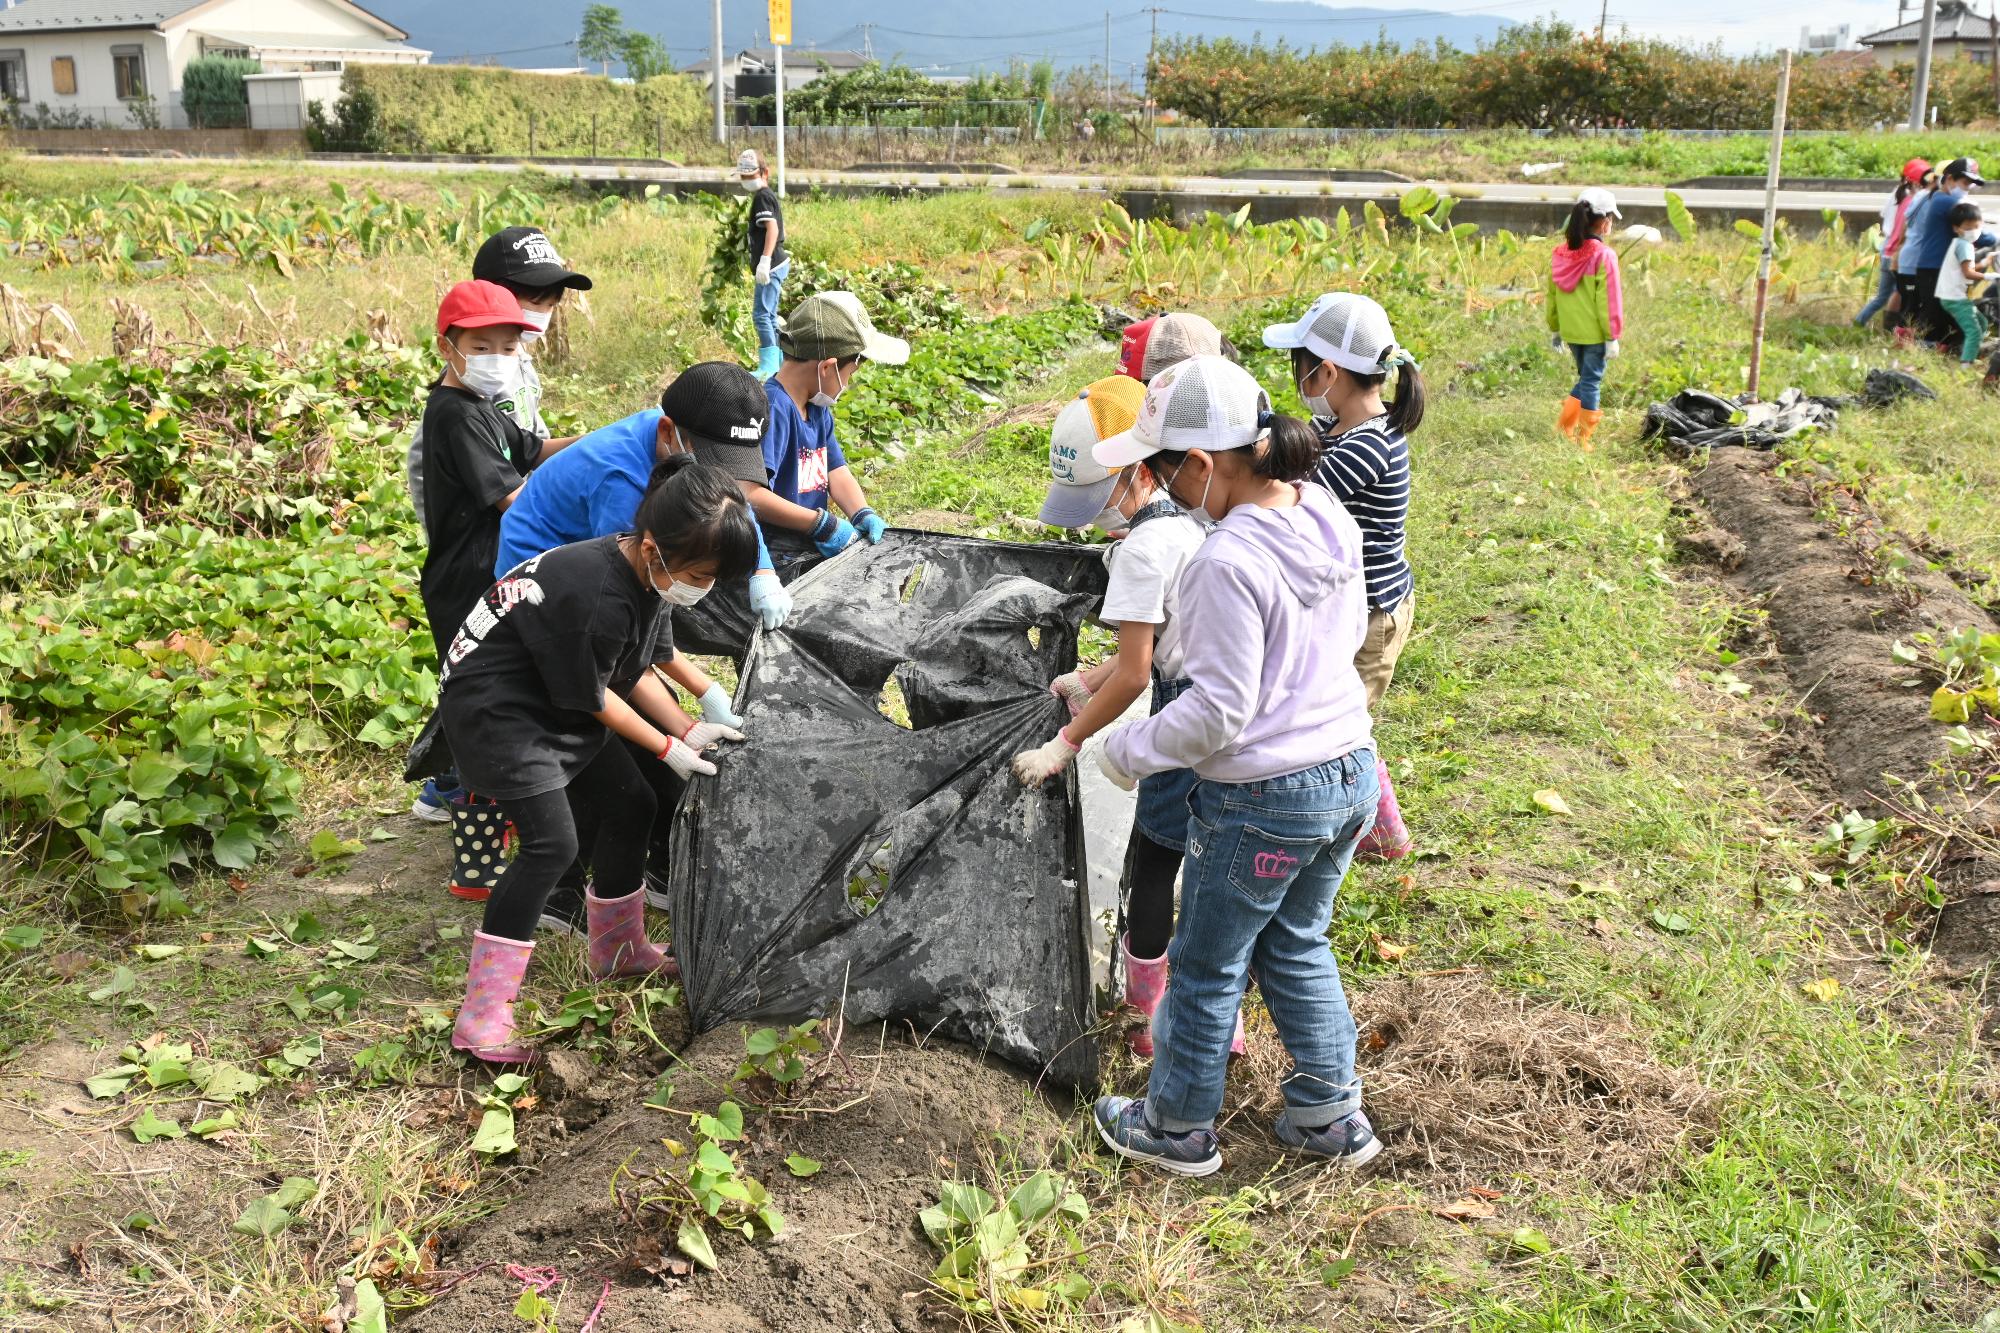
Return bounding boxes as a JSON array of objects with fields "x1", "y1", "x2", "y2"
[{"x1": 473, "y1": 226, "x2": 594, "y2": 292}]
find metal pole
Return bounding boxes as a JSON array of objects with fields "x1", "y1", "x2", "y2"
[
  {"x1": 528, "y1": 110, "x2": 536, "y2": 156},
  {"x1": 1105, "y1": 12, "x2": 1113, "y2": 110},
  {"x1": 1598, "y1": 0, "x2": 1608, "y2": 38},
  {"x1": 1909, "y1": 0, "x2": 1937, "y2": 131},
  {"x1": 775, "y1": 43, "x2": 786, "y2": 197},
  {"x1": 712, "y1": 0, "x2": 726, "y2": 144},
  {"x1": 1990, "y1": 6, "x2": 1999, "y2": 118},
  {"x1": 1747, "y1": 50, "x2": 1792, "y2": 403}
]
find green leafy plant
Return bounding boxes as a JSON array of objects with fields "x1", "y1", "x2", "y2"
[
  {"x1": 1816, "y1": 809, "x2": 1899, "y2": 866},
  {"x1": 616, "y1": 1099, "x2": 783, "y2": 1272},
  {"x1": 921, "y1": 1170, "x2": 1091, "y2": 1314},
  {"x1": 732, "y1": 1021, "x2": 822, "y2": 1100}
]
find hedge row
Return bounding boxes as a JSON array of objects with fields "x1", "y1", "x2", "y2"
[
  {"x1": 1152, "y1": 23, "x2": 2000, "y2": 130},
  {"x1": 309, "y1": 64, "x2": 705, "y2": 155}
]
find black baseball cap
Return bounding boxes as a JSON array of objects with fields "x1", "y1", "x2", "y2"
[
  {"x1": 472, "y1": 226, "x2": 594, "y2": 292},
  {"x1": 1943, "y1": 157, "x2": 1986, "y2": 186},
  {"x1": 659, "y1": 362, "x2": 770, "y2": 486}
]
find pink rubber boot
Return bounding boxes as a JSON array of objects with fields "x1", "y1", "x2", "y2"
[
  {"x1": 1122, "y1": 934, "x2": 1168, "y2": 1057},
  {"x1": 1354, "y1": 761, "x2": 1413, "y2": 862},
  {"x1": 451, "y1": 931, "x2": 535, "y2": 1065},
  {"x1": 586, "y1": 886, "x2": 679, "y2": 980}
]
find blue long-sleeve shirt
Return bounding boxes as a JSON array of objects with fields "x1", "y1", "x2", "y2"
[{"x1": 1901, "y1": 187, "x2": 1997, "y2": 272}]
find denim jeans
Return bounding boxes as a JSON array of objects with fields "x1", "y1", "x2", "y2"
[
  {"x1": 1854, "y1": 257, "x2": 1897, "y2": 327},
  {"x1": 1146, "y1": 749, "x2": 1379, "y2": 1134},
  {"x1": 752, "y1": 258, "x2": 790, "y2": 350},
  {"x1": 1567, "y1": 342, "x2": 1607, "y2": 411}
]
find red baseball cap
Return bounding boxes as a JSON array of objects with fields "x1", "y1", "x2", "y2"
[
  {"x1": 436, "y1": 279, "x2": 532, "y2": 338},
  {"x1": 1116, "y1": 316, "x2": 1157, "y2": 380},
  {"x1": 1903, "y1": 157, "x2": 1932, "y2": 183}
]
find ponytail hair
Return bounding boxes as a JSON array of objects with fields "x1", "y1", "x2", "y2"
[
  {"x1": 1563, "y1": 200, "x2": 1598, "y2": 251},
  {"x1": 633, "y1": 455, "x2": 761, "y2": 583},
  {"x1": 1251, "y1": 412, "x2": 1321, "y2": 483},
  {"x1": 1289, "y1": 346, "x2": 1426, "y2": 437}
]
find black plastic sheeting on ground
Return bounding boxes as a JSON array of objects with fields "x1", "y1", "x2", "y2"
[
  {"x1": 1641, "y1": 387, "x2": 1842, "y2": 453},
  {"x1": 1859, "y1": 367, "x2": 1938, "y2": 407},
  {"x1": 664, "y1": 530, "x2": 1111, "y2": 1091}
]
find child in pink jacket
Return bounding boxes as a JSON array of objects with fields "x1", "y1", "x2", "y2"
[{"x1": 1547, "y1": 187, "x2": 1625, "y2": 449}]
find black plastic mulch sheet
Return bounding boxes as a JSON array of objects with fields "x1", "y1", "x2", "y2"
[
  {"x1": 1640, "y1": 386, "x2": 1842, "y2": 453},
  {"x1": 665, "y1": 530, "x2": 1111, "y2": 1090}
]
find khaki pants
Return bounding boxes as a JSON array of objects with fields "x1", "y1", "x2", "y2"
[{"x1": 1354, "y1": 593, "x2": 1414, "y2": 709}]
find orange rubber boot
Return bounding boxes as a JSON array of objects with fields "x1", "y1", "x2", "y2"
[
  {"x1": 1557, "y1": 395, "x2": 1583, "y2": 440},
  {"x1": 1577, "y1": 407, "x2": 1604, "y2": 450}
]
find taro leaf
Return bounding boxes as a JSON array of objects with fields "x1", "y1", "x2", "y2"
[
  {"x1": 84, "y1": 1063, "x2": 143, "y2": 1099},
  {"x1": 784, "y1": 1154, "x2": 823, "y2": 1178},
  {"x1": 1664, "y1": 190, "x2": 1697, "y2": 242},
  {"x1": 189, "y1": 1110, "x2": 239, "y2": 1138},
  {"x1": 329, "y1": 938, "x2": 379, "y2": 962},
  {"x1": 1005, "y1": 1170, "x2": 1063, "y2": 1226},
  {"x1": 676, "y1": 1218, "x2": 718, "y2": 1271},
  {"x1": 135, "y1": 944, "x2": 183, "y2": 961},
  {"x1": 471, "y1": 1107, "x2": 515, "y2": 1158},
  {"x1": 938, "y1": 1181, "x2": 995, "y2": 1227},
  {"x1": 88, "y1": 966, "x2": 136, "y2": 1001},
  {"x1": 130, "y1": 1108, "x2": 183, "y2": 1143},
  {"x1": 308, "y1": 830, "x2": 363, "y2": 864},
  {"x1": 243, "y1": 934, "x2": 283, "y2": 959},
  {"x1": 1649, "y1": 908, "x2": 1694, "y2": 935},
  {"x1": 2, "y1": 925, "x2": 45, "y2": 952},
  {"x1": 194, "y1": 1060, "x2": 266, "y2": 1103}
]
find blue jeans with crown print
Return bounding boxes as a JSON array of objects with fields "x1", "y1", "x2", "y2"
[{"x1": 1144, "y1": 749, "x2": 1378, "y2": 1135}]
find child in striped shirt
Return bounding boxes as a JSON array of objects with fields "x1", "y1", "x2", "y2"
[{"x1": 1264, "y1": 292, "x2": 1426, "y2": 861}]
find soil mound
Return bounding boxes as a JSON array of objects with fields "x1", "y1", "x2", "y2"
[{"x1": 404, "y1": 1026, "x2": 1069, "y2": 1333}]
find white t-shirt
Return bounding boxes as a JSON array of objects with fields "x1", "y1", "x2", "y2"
[
  {"x1": 1936, "y1": 234, "x2": 1980, "y2": 301},
  {"x1": 1099, "y1": 512, "x2": 1206, "y2": 682}
]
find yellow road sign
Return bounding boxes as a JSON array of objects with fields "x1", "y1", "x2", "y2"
[{"x1": 769, "y1": 0, "x2": 792, "y2": 46}]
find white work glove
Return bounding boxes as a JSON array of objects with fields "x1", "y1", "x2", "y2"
[
  {"x1": 1097, "y1": 745, "x2": 1138, "y2": 792},
  {"x1": 1011, "y1": 730, "x2": 1079, "y2": 788},
  {"x1": 754, "y1": 256, "x2": 773, "y2": 286},
  {"x1": 1549, "y1": 333, "x2": 1564, "y2": 351},
  {"x1": 658, "y1": 737, "x2": 718, "y2": 779},
  {"x1": 681, "y1": 720, "x2": 746, "y2": 751},
  {"x1": 1049, "y1": 672, "x2": 1093, "y2": 718},
  {"x1": 697, "y1": 682, "x2": 743, "y2": 731},
  {"x1": 748, "y1": 570, "x2": 792, "y2": 630},
  {"x1": 1605, "y1": 339, "x2": 1621, "y2": 358}
]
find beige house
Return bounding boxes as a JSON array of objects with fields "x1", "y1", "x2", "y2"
[
  {"x1": 1858, "y1": 0, "x2": 2000, "y2": 66},
  {"x1": 0, "y1": 0, "x2": 428, "y2": 128}
]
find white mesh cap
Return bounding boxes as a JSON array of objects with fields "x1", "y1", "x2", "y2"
[
  {"x1": 1094, "y1": 355, "x2": 1270, "y2": 467},
  {"x1": 735, "y1": 149, "x2": 763, "y2": 176},
  {"x1": 1140, "y1": 312, "x2": 1224, "y2": 379},
  {"x1": 1261, "y1": 292, "x2": 1403, "y2": 375},
  {"x1": 1577, "y1": 185, "x2": 1621, "y2": 218}
]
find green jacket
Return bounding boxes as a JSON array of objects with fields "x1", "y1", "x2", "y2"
[{"x1": 1546, "y1": 238, "x2": 1624, "y2": 346}]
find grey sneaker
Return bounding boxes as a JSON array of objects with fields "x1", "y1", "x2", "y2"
[
  {"x1": 1274, "y1": 1109, "x2": 1383, "y2": 1168},
  {"x1": 1092, "y1": 1096, "x2": 1221, "y2": 1177}
]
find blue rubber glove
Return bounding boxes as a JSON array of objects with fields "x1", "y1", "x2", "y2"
[
  {"x1": 810, "y1": 509, "x2": 857, "y2": 558},
  {"x1": 697, "y1": 682, "x2": 743, "y2": 731},
  {"x1": 852, "y1": 507, "x2": 887, "y2": 544},
  {"x1": 747, "y1": 570, "x2": 792, "y2": 631}
]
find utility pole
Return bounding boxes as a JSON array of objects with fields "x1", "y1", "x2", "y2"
[
  {"x1": 1747, "y1": 51, "x2": 1792, "y2": 403},
  {"x1": 860, "y1": 22, "x2": 875, "y2": 61},
  {"x1": 711, "y1": 0, "x2": 725, "y2": 144},
  {"x1": 1990, "y1": 6, "x2": 1999, "y2": 118},
  {"x1": 1909, "y1": 0, "x2": 1937, "y2": 131},
  {"x1": 1104, "y1": 11, "x2": 1112, "y2": 110},
  {"x1": 1597, "y1": 0, "x2": 1608, "y2": 38}
]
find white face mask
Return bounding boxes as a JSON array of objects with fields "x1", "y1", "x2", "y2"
[
  {"x1": 810, "y1": 362, "x2": 848, "y2": 409},
  {"x1": 738, "y1": 178, "x2": 759, "y2": 194},
  {"x1": 452, "y1": 344, "x2": 522, "y2": 401},
  {"x1": 1091, "y1": 470, "x2": 1136, "y2": 532},
  {"x1": 518, "y1": 308, "x2": 552, "y2": 345},
  {"x1": 1167, "y1": 456, "x2": 1217, "y2": 526},
  {"x1": 1298, "y1": 362, "x2": 1335, "y2": 422},
  {"x1": 646, "y1": 549, "x2": 711, "y2": 607}
]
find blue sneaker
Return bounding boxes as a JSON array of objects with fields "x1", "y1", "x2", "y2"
[
  {"x1": 1274, "y1": 1109, "x2": 1383, "y2": 1168},
  {"x1": 1092, "y1": 1096, "x2": 1221, "y2": 1177},
  {"x1": 411, "y1": 777, "x2": 460, "y2": 823}
]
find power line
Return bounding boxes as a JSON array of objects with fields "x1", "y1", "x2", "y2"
[{"x1": 871, "y1": 13, "x2": 1148, "y2": 41}]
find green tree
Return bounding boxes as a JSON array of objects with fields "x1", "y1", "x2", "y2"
[
  {"x1": 620, "y1": 32, "x2": 672, "y2": 81},
  {"x1": 579, "y1": 4, "x2": 626, "y2": 75}
]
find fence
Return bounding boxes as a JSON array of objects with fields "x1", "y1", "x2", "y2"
[{"x1": 1, "y1": 100, "x2": 247, "y2": 131}]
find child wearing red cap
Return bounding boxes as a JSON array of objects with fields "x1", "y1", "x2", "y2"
[{"x1": 1859, "y1": 159, "x2": 1932, "y2": 330}]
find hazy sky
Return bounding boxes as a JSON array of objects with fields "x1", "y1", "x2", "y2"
[{"x1": 1424, "y1": 0, "x2": 1914, "y2": 54}]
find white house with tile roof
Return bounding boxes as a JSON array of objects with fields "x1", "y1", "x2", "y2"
[{"x1": 0, "y1": 0, "x2": 426, "y2": 128}]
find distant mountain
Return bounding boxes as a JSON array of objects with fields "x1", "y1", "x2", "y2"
[{"x1": 384, "y1": 1, "x2": 1512, "y2": 77}]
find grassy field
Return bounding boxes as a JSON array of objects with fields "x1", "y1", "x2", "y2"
[{"x1": 2, "y1": 153, "x2": 1999, "y2": 1332}]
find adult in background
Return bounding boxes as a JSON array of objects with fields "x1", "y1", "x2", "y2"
[
  {"x1": 739, "y1": 149, "x2": 789, "y2": 380},
  {"x1": 1898, "y1": 157, "x2": 1988, "y2": 349},
  {"x1": 1857, "y1": 159, "x2": 1929, "y2": 330}
]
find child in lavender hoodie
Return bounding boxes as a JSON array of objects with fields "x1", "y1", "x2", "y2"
[{"x1": 1089, "y1": 355, "x2": 1382, "y2": 1177}]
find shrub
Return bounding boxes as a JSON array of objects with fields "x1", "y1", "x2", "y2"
[
  {"x1": 314, "y1": 64, "x2": 704, "y2": 155},
  {"x1": 180, "y1": 56, "x2": 259, "y2": 130}
]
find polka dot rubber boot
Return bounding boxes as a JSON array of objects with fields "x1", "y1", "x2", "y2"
[
  {"x1": 449, "y1": 799, "x2": 509, "y2": 901},
  {"x1": 585, "y1": 886, "x2": 679, "y2": 980},
  {"x1": 450, "y1": 930, "x2": 535, "y2": 1065}
]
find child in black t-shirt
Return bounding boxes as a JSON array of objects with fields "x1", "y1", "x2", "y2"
[{"x1": 433, "y1": 457, "x2": 761, "y2": 1064}]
